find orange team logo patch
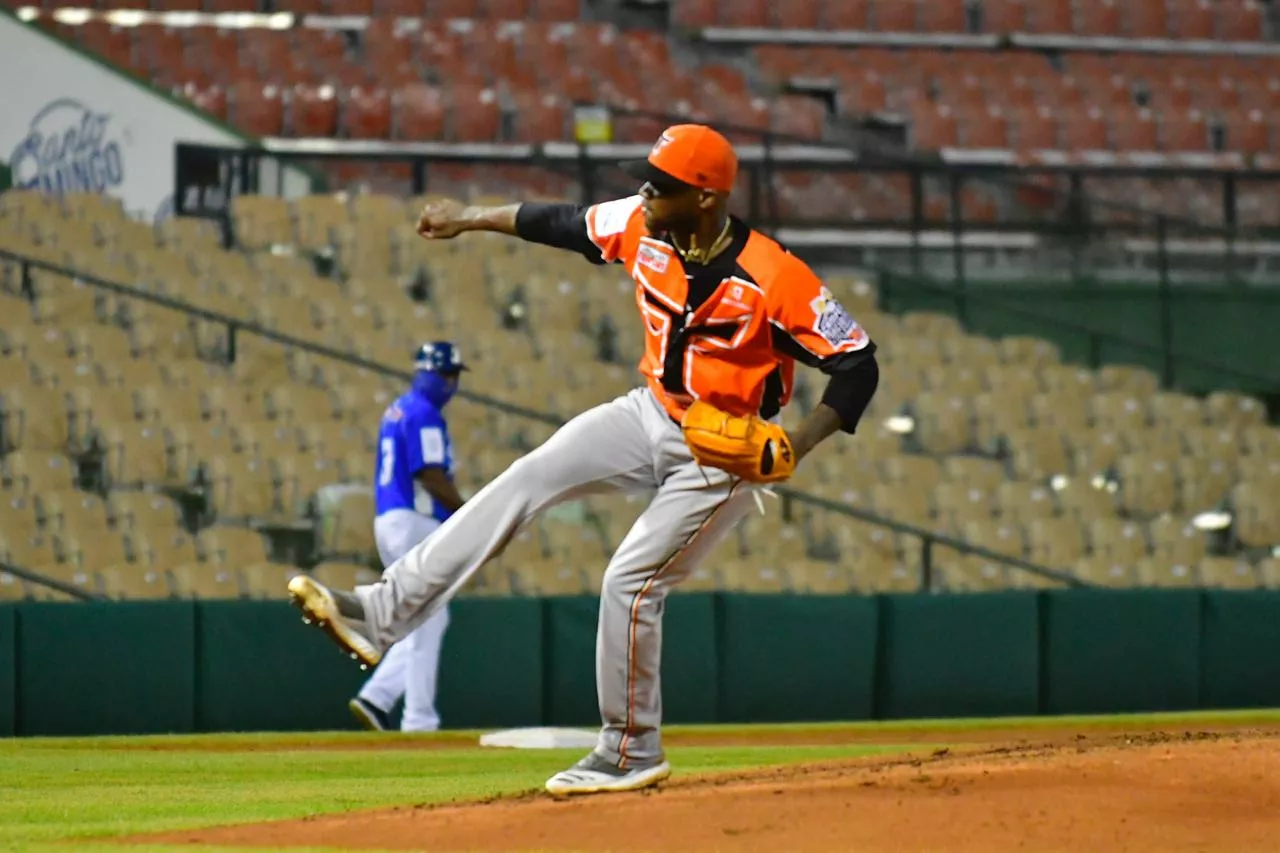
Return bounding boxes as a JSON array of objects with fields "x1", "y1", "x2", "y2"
[{"x1": 808, "y1": 287, "x2": 863, "y2": 347}]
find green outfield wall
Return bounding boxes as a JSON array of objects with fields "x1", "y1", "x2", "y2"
[{"x1": 1, "y1": 589, "x2": 1278, "y2": 736}]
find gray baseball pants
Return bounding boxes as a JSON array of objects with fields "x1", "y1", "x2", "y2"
[{"x1": 355, "y1": 386, "x2": 757, "y2": 767}]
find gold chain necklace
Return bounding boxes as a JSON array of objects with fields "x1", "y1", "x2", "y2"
[{"x1": 673, "y1": 218, "x2": 732, "y2": 266}]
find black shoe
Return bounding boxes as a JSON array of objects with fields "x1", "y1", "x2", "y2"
[{"x1": 348, "y1": 697, "x2": 392, "y2": 731}]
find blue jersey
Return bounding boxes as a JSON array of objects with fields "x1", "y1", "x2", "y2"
[{"x1": 374, "y1": 389, "x2": 455, "y2": 523}]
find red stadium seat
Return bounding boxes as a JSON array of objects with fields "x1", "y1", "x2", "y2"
[
  {"x1": 960, "y1": 106, "x2": 1009, "y2": 148},
  {"x1": 288, "y1": 84, "x2": 339, "y2": 137},
  {"x1": 531, "y1": 0, "x2": 582, "y2": 20},
  {"x1": 1077, "y1": 0, "x2": 1121, "y2": 35},
  {"x1": 200, "y1": 29, "x2": 241, "y2": 76},
  {"x1": 1161, "y1": 109, "x2": 1208, "y2": 151},
  {"x1": 781, "y1": 0, "x2": 822, "y2": 29},
  {"x1": 1026, "y1": 0, "x2": 1071, "y2": 33},
  {"x1": 427, "y1": 0, "x2": 482, "y2": 16},
  {"x1": 510, "y1": 92, "x2": 568, "y2": 142},
  {"x1": 229, "y1": 81, "x2": 284, "y2": 137},
  {"x1": 982, "y1": 0, "x2": 1026, "y2": 32},
  {"x1": 909, "y1": 103, "x2": 959, "y2": 149},
  {"x1": 824, "y1": 0, "x2": 870, "y2": 29},
  {"x1": 1011, "y1": 105, "x2": 1058, "y2": 150},
  {"x1": 205, "y1": 0, "x2": 258, "y2": 10},
  {"x1": 1217, "y1": 0, "x2": 1265, "y2": 41},
  {"x1": 719, "y1": 0, "x2": 771, "y2": 27},
  {"x1": 1225, "y1": 109, "x2": 1271, "y2": 155},
  {"x1": 673, "y1": 0, "x2": 717, "y2": 28},
  {"x1": 1059, "y1": 106, "x2": 1109, "y2": 151},
  {"x1": 918, "y1": 0, "x2": 967, "y2": 32},
  {"x1": 873, "y1": 0, "x2": 917, "y2": 31},
  {"x1": 183, "y1": 83, "x2": 228, "y2": 122},
  {"x1": 326, "y1": 0, "x2": 374, "y2": 12},
  {"x1": 448, "y1": 85, "x2": 502, "y2": 142},
  {"x1": 771, "y1": 94, "x2": 826, "y2": 138},
  {"x1": 393, "y1": 83, "x2": 446, "y2": 140},
  {"x1": 342, "y1": 86, "x2": 392, "y2": 139},
  {"x1": 487, "y1": 0, "x2": 530, "y2": 19},
  {"x1": 837, "y1": 72, "x2": 888, "y2": 114},
  {"x1": 1170, "y1": 0, "x2": 1215, "y2": 38},
  {"x1": 1127, "y1": 0, "x2": 1169, "y2": 38},
  {"x1": 77, "y1": 21, "x2": 134, "y2": 70},
  {"x1": 1110, "y1": 106, "x2": 1159, "y2": 150}
]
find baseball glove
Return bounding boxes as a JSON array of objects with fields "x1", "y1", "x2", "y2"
[{"x1": 680, "y1": 401, "x2": 797, "y2": 483}]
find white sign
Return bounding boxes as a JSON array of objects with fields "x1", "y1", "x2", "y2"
[{"x1": 0, "y1": 11, "x2": 310, "y2": 223}]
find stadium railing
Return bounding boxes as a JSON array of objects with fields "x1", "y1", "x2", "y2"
[{"x1": 0, "y1": 246, "x2": 1086, "y2": 591}]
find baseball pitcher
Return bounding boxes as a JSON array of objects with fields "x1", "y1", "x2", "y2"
[
  {"x1": 347, "y1": 342, "x2": 467, "y2": 732},
  {"x1": 289, "y1": 124, "x2": 880, "y2": 794}
]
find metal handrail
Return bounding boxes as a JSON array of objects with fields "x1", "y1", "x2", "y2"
[
  {"x1": 0, "y1": 560, "x2": 102, "y2": 601},
  {"x1": 0, "y1": 247, "x2": 1084, "y2": 589}
]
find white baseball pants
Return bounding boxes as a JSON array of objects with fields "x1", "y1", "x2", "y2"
[
  {"x1": 356, "y1": 509, "x2": 450, "y2": 731},
  {"x1": 356, "y1": 387, "x2": 757, "y2": 767}
]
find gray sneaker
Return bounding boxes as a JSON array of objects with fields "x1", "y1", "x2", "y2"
[{"x1": 544, "y1": 752, "x2": 672, "y2": 797}]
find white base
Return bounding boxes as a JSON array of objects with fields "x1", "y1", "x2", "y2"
[{"x1": 478, "y1": 727, "x2": 600, "y2": 750}]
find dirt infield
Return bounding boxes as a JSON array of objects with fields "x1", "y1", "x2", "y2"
[{"x1": 135, "y1": 728, "x2": 1280, "y2": 853}]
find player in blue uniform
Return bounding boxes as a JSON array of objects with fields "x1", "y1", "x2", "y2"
[{"x1": 348, "y1": 342, "x2": 468, "y2": 731}]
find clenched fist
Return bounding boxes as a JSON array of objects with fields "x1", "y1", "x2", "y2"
[{"x1": 416, "y1": 198, "x2": 471, "y2": 240}]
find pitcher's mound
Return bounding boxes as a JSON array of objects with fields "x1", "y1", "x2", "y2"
[{"x1": 138, "y1": 731, "x2": 1280, "y2": 853}]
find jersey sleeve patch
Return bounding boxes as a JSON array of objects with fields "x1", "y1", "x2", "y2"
[
  {"x1": 418, "y1": 426, "x2": 446, "y2": 466},
  {"x1": 586, "y1": 196, "x2": 642, "y2": 262},
  {"x1": 809, "y1": 287, "x2": 866, "y2": 348}
]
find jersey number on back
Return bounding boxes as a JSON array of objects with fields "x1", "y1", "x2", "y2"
[{"x1": 378, "y1": 438, "x2": 395, "y2": 486}]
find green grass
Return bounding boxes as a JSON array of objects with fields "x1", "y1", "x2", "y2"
[{"x1": 3, "y1": 710, "x2": 1278, "y2": 853}]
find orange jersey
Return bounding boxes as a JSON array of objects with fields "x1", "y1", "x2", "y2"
[{"x1": 583, "y1": 196, "x2": 872, "y2": 423}]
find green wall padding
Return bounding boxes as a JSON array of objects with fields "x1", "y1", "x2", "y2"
[
  {"x1": 541, "y1": 595, "x2": 599, "y2": 727},
  {"x1": 661, "y1": 593, "x2": 719, "y2": 724},
  {"x1": 437, "y1": 597, "x2": 544, "y2": 729},
  {"x1": 1042, "y1": 590, "x2": 1202, "y2": 715},
  {"x1": 718, "y1": 594, "x2": 878, "y2": 722},
  {"x1": 876, "y1": 592, "x2": 1040, "y2": 719},
  {"x1": 1200, "y1": 591, "x2": 1280, "y2": 709},
  {"x1": 18, "y1": 601, "x2": 196, "y2": 735},
  {"x1": 196, "y1": 601, "x2": 368, "y2": 732},
  {"x1": 0, "y1": 605, "x2": 14, "y2": 736}
]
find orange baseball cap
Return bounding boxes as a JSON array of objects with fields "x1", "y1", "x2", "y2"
[{"x1": 621, "y1": 124, "x2": 739, "y2": 193}]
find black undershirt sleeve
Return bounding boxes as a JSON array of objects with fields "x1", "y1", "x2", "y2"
[
  {"x1": 513, "y1": 202, "x2": 606, "y2": 265},
  {"x1": 819, "y1": 351, "x2": 880, "y2": 435}
]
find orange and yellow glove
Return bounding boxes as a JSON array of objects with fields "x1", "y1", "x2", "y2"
[{"x1": 680, "y1": 401, "x2": 796, "y2": 483}]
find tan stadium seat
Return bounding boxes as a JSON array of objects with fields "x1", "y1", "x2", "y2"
[
  {"x1": 230, "y1": 196, "x2": 292, "y2": 251},
  {"x1": 995, "y1": 481, "x2": 1056, "y2": 524},
  {"x1": 317, "y1": 487, "x2": 375, "y2": 557},
  {"x1": 1231, "y1": 481, "x2": 1280, "y2": 549},
  {"x1": 790, "y1": 559, "x2": 855, "y2": 594},
  {"x1": 998, "y1": 335, "x2": 1061, "y2": 366},
  {"x1": 1148, "y1": 391, "x2": 1205, "y2": 431},
  {"x1": 1258, "y1": 556, "x2": 1280, "y2": 590},
  {"x1": 233, "y1": 421, "x2": 302, "y2": 460},
  {"x1": 263, "y1": 384, "x2": 338, "y2": 425},
  {"x1": 1026, "y1": 517, "x2": 1086, "y2": 567},
  {"x1": 292, "y1": 195, "x2": 350, "y2": 252},
  {"x1": 1069, "y1": 428, "x2": 1128, "y2": 476},
  {"x1": 107, "y1": 490, "x2": 182, "y2": 534},
  {"x1": 1029, "y1": 391, "x2": 1090, "y2": 433},
  {"x1": 1175, "y1": 457, "x2": 1236, "y2": 514},
  {"x1": 37, "y1": 561, "x2": 103, "y2": 598},
  {"x1": 852, "y1": 552, "x2": 921, "y2": 594},
  {"x1": 912, "y1": 392, "x2": 973, "y2": 454},
  {"x1": 1004, "y1": 427, "x2": 1071, "y2": 482},
  {"x1": 0, "y1": 494, "x2": 39, "y2": 541},
  {"x1": 725, "y1": 563, "x2": 792, "y2": 593},
  {"x1": 1205, "y1": 390, "x2": 1267, "y2": 428},
  {"x1": 881, "y1": 455, "x2": 942, "y2": 491},
  {"x1": 1088, "y1": 517, "x2": 1149, "y2": 563},
  {"x1": 2, "y1": 451, "x2": 77, "y2": 496},
  {"x1": 99, "y1": 565, "x2": 173, "y2": 600},
  {"x1": 870, "y1": 483, "x2": 932, "y2": 527},
  {"x1": 1135, "y1": 558, "x2": 1199, "y2": 588},
  {"x1": 169, "y1": 563, "x2": 244, "y2": 599},
  {"x1": 198, "y1": 525, "x2": 272, "y2": 567},
  {"x1": 924, "y1": 364, "x2": 983, "y2": 396},
  {"x1": 1097, "y1": 364, "x2": 1160, "y2": 395},
  {"x1": 207, "y1": 456, "x2": 282, "y2": 520},
  {"x1": 136, "y1": 530, "x2": 201, "y2": 570},
  {"x1": 1038, "y1": 364, "x2": 1096, "y2": 397},
  {"x1": 60, "y1": 528, "x2": 134, "y2": 573},
  {"x1": 1054, "y1": 478, "x2": 1119, "y2": 522},
  {"x1": 1090, "y1": 391, "x2": 1149, "y2": 431},
  {"x1": 0, "y1": 386, "x2": 71, "y2": 452},
  {"x1": 933, "y1": 483, "x2": 994, "y2": 532},
  {"x1": 1073, "y1": 556, "x2": 1137, "y2": 588},
  {"x1": 901, "y1": 311, "x2": 963, "y2": 339},
  {"x1": 1241, "y1": 426, "x2": 1280, "y2": 460},
  {"x1": 0, "y1": 570, "x2": 25, "y2": 601},
  {"x1": 242, "y1": 562, "x2": 300, "y2": 600},
  {"x1": 134, "y1": 384, "x2": 204, "y2": 425},
  {"x1": 940, "y1": 334, "x2": 1000, "y2": 368},
  {"x1": 66, "y1": 386, "x2": 137, "y2": 450},
  {"x1": 34, "y1": 490, "x2": 110, "y2": 537},
  {"x1": 1116, "y1": 454, "x2": 1178, "y2": 517},
  {"x1": 1183, "y1": 427, "x2": 1243, "y2": 469},
  {"x1": 311, "y1": 561, "x2": 382, "y2": 591},
  {"x1": 942, "y1": 456, "x2": 1007, "y2": 491},
  {"x1": 99, "y1": 422, "x2": 172, "y2": 488},
  {"x1": 530, "y1": 564, "x2": 590, "y2": 596},
  {"x1": 276, "y1": 454, "x2": 344, "y2": 512},
  {"x1": 1197, "y1": 557, "x2": 1259, "y2": 590}
]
